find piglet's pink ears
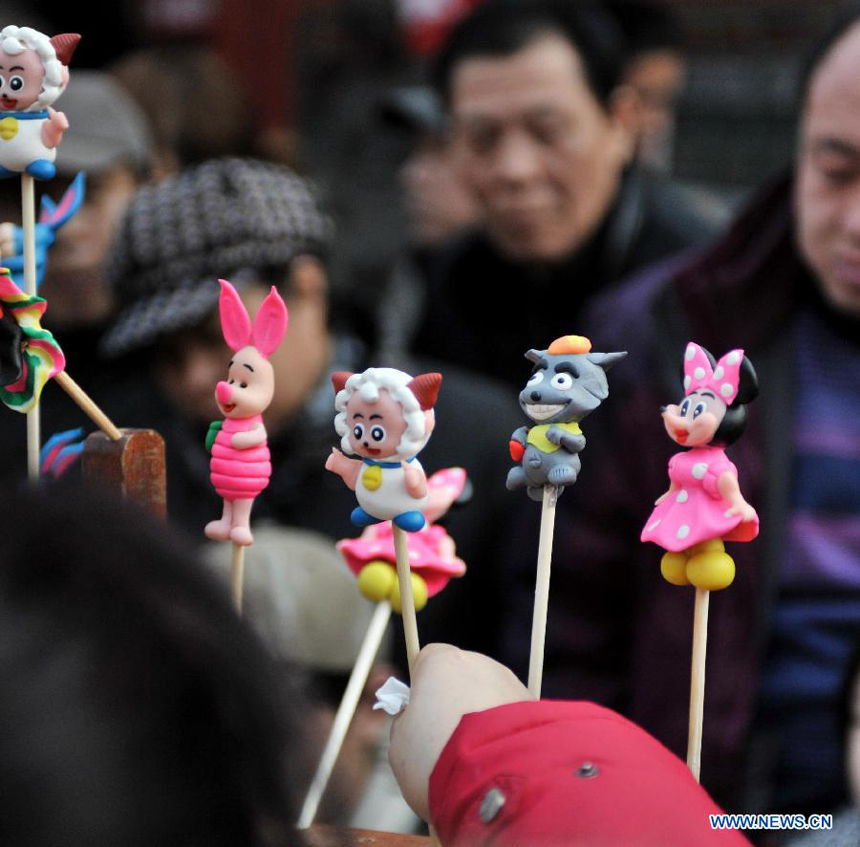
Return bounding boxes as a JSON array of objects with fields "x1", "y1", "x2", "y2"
[
  {"x1": 408, "y1": 373, "x2": 442, "y2": 410},
  {"x1": 252, "y1": 286, "x2": 288, "y2": 357},
  {"x1": 218, "y1": 280, "x2": 288, "y2": 356},
  {"x1": 50, "y1": 34, "x2": 81, "y2": 65},
  {"x1": 219, "y1": 279, "x2": 253, "y2": 352}
]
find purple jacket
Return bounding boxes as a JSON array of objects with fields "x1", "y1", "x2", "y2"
[{"x1": 503, "y1": 173, "x2": 805, "y2": 811}]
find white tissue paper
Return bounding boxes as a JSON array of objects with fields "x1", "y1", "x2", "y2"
[{"x1": 374, "y1": 676, "x2": 411, "y2": 715}]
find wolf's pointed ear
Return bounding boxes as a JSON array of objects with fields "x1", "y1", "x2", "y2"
[
  {"x1": 587, "y1": 351, "x2": 627, "y2": 372},
  {"x1": 525, "y1": 349, "x2": 543, "y2": 364},
  {"x1": 331, "y1": 371, "x2": 353, "y2": 395},
  {"x1": 408, "y1": 373, "x2": 442, "y2": 410}
]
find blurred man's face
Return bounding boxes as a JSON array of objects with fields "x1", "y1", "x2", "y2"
[
  {"x1": 624, "y1": 48, "x2": 686, "y2": 174},
  {"x1": 796, "y1": 22, "x2": 860, "y2": 319},
  {"x1": 450, "y1": 33, "x2": 635, "y2": 263},
  {"x1": 400, "y1": 136, "x2": 479, "y2": 246}
]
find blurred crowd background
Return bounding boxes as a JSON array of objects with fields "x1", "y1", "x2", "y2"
[{"x1": 2, "y1": 0, "x2": 848, "y2": 300}]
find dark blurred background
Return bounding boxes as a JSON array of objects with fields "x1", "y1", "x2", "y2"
[{"x1": 4, "y1": 0, "x2": 845, "y2": 293}]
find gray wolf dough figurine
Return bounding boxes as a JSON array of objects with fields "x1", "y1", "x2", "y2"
[{"x1": 507, "y1": 335, "x2": 626, "y2": 502}]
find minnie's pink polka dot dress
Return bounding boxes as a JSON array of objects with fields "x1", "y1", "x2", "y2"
[{"x1": 640, "y1": 446, "x2": 759, "y2": 552}]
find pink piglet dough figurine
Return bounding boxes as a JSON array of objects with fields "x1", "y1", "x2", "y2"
[
  {"x1": 0, "y1": 26, "x2": 80, "y2": 180},
  {"x1": 641, "y1": 342, "x2": 760, "y2": 590},
  {"x1": 204, "y1": 279, "x2": 288, "y2": 546},
  {"x1": 325, "y1": 367, "x2": 442, "y2": 533}
]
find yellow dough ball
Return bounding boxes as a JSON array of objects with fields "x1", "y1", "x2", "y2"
[
  {"x1": 357, "y1": 561, "x2": 396, "y2": 603},
  {"x1": 389, "y1": 572, "x2": 429, "y2": 613},
  {"x1": 660, "y1": 551, "x2": 691, "y2": 586},
  {"x1": 686, "y1": 551, "x2": 736, "y2": 591}
]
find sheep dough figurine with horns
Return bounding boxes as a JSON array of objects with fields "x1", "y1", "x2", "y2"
[
  {"x1": 0, "y1": 25, "x2": 80, "y2": 180},
  {"x1": 326, "y1": 368, "x2": 442, "y2": 533}
]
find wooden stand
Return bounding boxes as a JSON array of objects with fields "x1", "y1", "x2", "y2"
[
  {"x1": 82, "y1": 429, "x2": 167, "y2": 518},
  {"x1": 307, "y1": 826, "x2": 430, "y2": 846}
]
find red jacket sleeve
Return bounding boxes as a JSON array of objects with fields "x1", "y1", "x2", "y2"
[{"x1": 428, "y1": 700, "x2": 750, "y2": 846}]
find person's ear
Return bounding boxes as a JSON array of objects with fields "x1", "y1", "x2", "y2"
[
  {"x1": 288, "y1": 255, "x2": 327, "y2": 300},
  {"x1": 606, "y1": 84, "x2": 642, "y2": 164}
]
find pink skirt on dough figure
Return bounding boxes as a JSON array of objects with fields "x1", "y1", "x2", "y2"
[{"x1": 640, "y1": 446, "x2": 759, "y2": 552}]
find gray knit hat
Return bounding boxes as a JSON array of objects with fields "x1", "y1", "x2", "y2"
[{"x1": 101, "y1": 158, "x2": 333, "y2": 357}]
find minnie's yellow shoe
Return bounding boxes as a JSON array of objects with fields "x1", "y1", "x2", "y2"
[
  {"x1": 389, "y1": 571, "x2": 429, "y2": 613},
  {"x1": 660, "y1": 551, "x2": 691, "y2": 585},
  {"x1": 686, "y1": 540, "x2": 735, "y2": 590}
]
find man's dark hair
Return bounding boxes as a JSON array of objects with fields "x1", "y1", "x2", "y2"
[
  {"x1": 605, "y1": 1, "x2": 683, "y2": 56},
  {"x1": 430, "y1": 0, "x2": 628, "y2": 109},
  {"x1": 0, "y1": 483, "x2": 306, "y2": 847}
]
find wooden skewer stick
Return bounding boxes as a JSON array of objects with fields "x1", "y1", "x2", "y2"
[
  {"x1": 686, "y1": 587, "x2": 710, "y2": 782},
  {"x1": 54, "y1": 371, "x2": 122, "y2": 441},
  {"x1": 297, "y1": 600, "x2": 392, "y2": 829},
  {"x1": 527, "y1": 484, "x2": 559, "y2": 698},
  {"x1": 392, "y1": 528, "x2": 442, "y2": 846},
  {"x1": 392, "y1": 524, "x2": 420, "y2": 675},
  {"x1": 21, "y1": 174, "x2": 39, "y2": 483},
  {"x1": 230, "y1": 543, "x2": 245, "y2": 614}
]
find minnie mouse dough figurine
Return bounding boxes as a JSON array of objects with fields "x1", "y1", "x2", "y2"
[
  {"x1": 641, "y1": 342, "x2": 759, "y2": 590},
  {"x1": 204, "y1": 279, "x2": 288, "y2": 546},
  {"x1": 326, "y1": 368, "x2": 442, "y2": 533}
]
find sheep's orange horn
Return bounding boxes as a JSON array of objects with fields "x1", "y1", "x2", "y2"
[{"x1": 50, "y1": 33, "x2": 81, "y2": 65}]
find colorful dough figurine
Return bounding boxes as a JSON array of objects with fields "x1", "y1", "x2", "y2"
[
  {"x1": 0, "y1": 266, "x2": 65, "y2": 412},
  {"x1": 337, "y1": 467, "x2": 467, "y2": 612},
  {"x1": 641, "y1": 342, "x2": 759, "y2": 590},
  {"x1": 507, "y1": 335, "x2": 626, "y2": 501},
  {"x1": 326, "y1": 367, "x2": 442, "y2": 532},
  {"x1": 0, "y1": 26, "x2": 80, "y2": 180},
  {"x1": 204, "y1": 279, "x2": 288, "y2": 547}
]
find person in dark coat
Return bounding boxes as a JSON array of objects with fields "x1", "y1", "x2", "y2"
[{"x1": 412, "y1": 0, "x2": 726, "y2": 386}]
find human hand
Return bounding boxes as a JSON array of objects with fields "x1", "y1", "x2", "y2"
[{"x1": 388, "y1": 644, "x2": 532, "y2": 822}]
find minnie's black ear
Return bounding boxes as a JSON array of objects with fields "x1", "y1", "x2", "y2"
[{"x1": 734, "y1": 356, "x2": 759, "y2": 405}]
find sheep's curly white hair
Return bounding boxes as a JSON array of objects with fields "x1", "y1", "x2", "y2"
[
  {"x1": 0, "y1": 26, "x2": 65, "y2": 109},
  {"x1": 334, "y1": 367, "x2": 430, "y2": 460}
]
